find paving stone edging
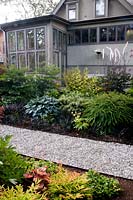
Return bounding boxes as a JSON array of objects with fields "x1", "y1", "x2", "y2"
[{"x1": 0, "y1": 125, "x2": 133, "y2": 180}]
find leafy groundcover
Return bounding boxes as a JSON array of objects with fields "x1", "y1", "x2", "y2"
[{"x1": 0, "y1": 135, "x2": 126, "y2": 200}]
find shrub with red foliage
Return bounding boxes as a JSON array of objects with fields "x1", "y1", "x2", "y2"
[
  {"x1": 0, "y1": 106, "x2": 5, "y2": 123},
  {"x1": 24, "y1": 167, "x2": 50, "y2": 192}
]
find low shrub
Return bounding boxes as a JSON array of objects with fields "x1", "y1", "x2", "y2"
[
  {"x1": 64, "y1": 68, "x2": 101, "y2": 96},
  {"x1": 98, "y1": 69, "x2": 131, "y2": 93},
  {"x1": 46, "y1": 167, "x2": 92, "y2": 200},
  {"x1": 0, "y1": 105, "x2": 5, "y2": 123},
  {"x1": 26, "y1": 158, "x2": 57, "y2": 174},
  {"x1": 0, "y1": 185, "x2": 45, "y2": 200},
  {"x1": 2, "y1": 103, "x2": 25, "y2": 125},
  {"x1": 0, "y1": 135, "x2": 29, "y2": 186},
  {"x1": 87, "y1": 170, "x2": 121, "y2": 200},
  {"x1": 25, "y1": 96, "x2": 60, "y2": 124},
  {"x1": 58, "y1": 91, "x2": 90, "y2": 129},
  {"x1": 74, "y1": 92, "x2": 133, "y2": 135},
  {"x1": 0, "y1": 66, "x2": 60, "y2": 104}
]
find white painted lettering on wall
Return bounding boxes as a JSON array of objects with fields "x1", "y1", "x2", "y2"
[{"x1": 95, "y1": 42, "x2": 133, "y2": 65}]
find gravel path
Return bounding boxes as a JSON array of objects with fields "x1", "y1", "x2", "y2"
[{"x1": 0, "y1": 125, "x2": 133, "y2": 180}]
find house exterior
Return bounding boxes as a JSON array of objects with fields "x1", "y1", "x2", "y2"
[
  {"x1": 0, "y1": 29, "x2": 4, "y2": 64},
  {"x1": 1, "y1": 0, "x2": 133, "y2": 75}
]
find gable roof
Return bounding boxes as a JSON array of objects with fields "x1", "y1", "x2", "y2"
[
  {"x1": 52, "y1": 0, "x2": 66, "y2": 15},
  {"x1": 53, "y1": 0, "x2": 133, "y2": 15},
  {"x1": 118, "y1": 0, "x2": 133, "y2": 13},
  {"x1": 126, "y1": 0, "x2": 133, "y2": 6}
]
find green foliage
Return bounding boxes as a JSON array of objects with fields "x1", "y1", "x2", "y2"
[
  {"x1": 3, "y1": 104, "x2": 25, "y2": 125},
  {"x1": 25, "y1": 96, "x2": 60, "y2": 123},
  {"x1": 0, "y1": 184, "x2": 44, "y2": 200},
  {"x1": 99, "y1": 70, "x2": 131, "y2": 93},
  {"x1": 26, "y1": 158, "x2": 57, "y2": 174},
  {"x1": 58, "y1": 91, "x2": 89, "y2": 129},
  {"x1": 46, "y1": 167, "x2": 92, "y2": 200},
  {"x1": 64, "y1": 68, "x2": 101, "y2": 96},
  {"x1": 74, "y1": 92, "x2": 133, "y2": 135},
  {"x1": 87, "y1": 170, "x2": 121, "y2": 200},
  {"x1": 0, "y1": 135, "x2": 29, "y2": 186},
  {"x1": 0, "y1": 66, "x2": 60, "y2": 104}
]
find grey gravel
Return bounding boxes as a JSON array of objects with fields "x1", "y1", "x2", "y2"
[{"x1": 0, "y1": 125, "x2": 133, "y2": 180}]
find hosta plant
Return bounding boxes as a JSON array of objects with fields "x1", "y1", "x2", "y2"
[{"x1": 25, "y1": 95, "x2": 60, "y2": 124}]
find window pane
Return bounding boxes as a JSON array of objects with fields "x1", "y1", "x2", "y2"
[
  {"x1": 117, "y1": 26, "x2": 125, "y2": 41},
  {"x1": 108, "y1": 26, "x2": 116, "y2": 42},
  {"x1": 18, "y1": 54, "x2": 26, "y2": 68},
  {"x1": 53, "y1": 29, "x2": 57, "y2": 49},
  {"x1": 126, "y1": 24, "x2": 133, "y2": 41},
  {"x1": 37, "y1": 51, "x2": 45, "y2": 68},
  {"x1": 27, "y1": 29, "x2": 34, "y2": 50},
  {"x1": 8, "y1": 32, "x2": 16, "y2": 52},
  {"x1": 59, "y1": 31, "x2": 63, "y2": 50},
  {"x1": 82, "y1": 29, "x2": 88, "y2": 43},
  {"x1": 53, "y1": 52, "x2": 59, "y2": 67},
  {"x1": 63, "y1": 33, "x2": 67, "y2": 51},
  {"x1": 90, "y1": 28, "x2": 97, "y2": 43},
  {"x1": 68, "y1": 31, "x2": 74, "y2": 45},
  {"x1": 17, "y1": 31, "x2": 25, "y2": 51},
  {"x1": 96, "y1": 0, "x2": 105, "y2": 16},
  {"x1": 100, "y1": 27, "x2": 107, "y2": 42},
  {"x1": 75, "y1": 30, "x2": 81, "y2": 44},
  {"x1": 69, "y1": 9, "x2": 76, "y2": 20},
  {"x1": 28, "y1": 52, "x2": 35, "y2": 71},
  {"x1": 9, "y1": 54, "x2": 16, "y2": 65},
  {"x1": 36, "y1": 28, "x2": 45, "y2": 49}
]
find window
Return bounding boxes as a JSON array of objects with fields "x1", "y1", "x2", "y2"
[
  {"x1": 108, "y1": 26, "x2": 116, "y2": 42},
  {"x1": 126, "y1": 24, "x2": 133, "y2": 41},
  {"x1": 8, "y1": 32, "x2": 16, "y2": 52},
  {"x1": 68, "y1": 31, "x2": 75, "y2": 45},
  {"x1": 96, "y1": 0, "x2": 105, "y2": 16},
  {"x1": 82, "y1": 29, "x2": 88, "y2": 43},
  {"x1": 37, "y1": 51, "x2": 45, "y2": 68},
  {"x1": 18, "y1": 54, "x2": 26, "y2": 68},
  {"x1": 9, "y1": 54, "x2": 17, "y2": 65},
  {"x1": 117, "y1": 26, "x2": 125, "y2": 41},
  {"x1": 17, "y1": 31, "x2": 25, "y2": 51},
  {"x1": 90, "y1": 28, "x2": 97, "y2": 43},
  {"x1": 68, "y1": 8, "x2": 76, "y2": 20},
  {"x1": 53, "y1": 52, "x2": 59, "y2": 67},
  {"x1": 27, "y1": 52, "x2": 35, "y2": 71},
  {"x1": 100, "y1": 27, "x2": 107, "y2": 42},
  {"x1": 27, "y1": 29, "x2": 34, "y2": 50},
  {"x1": 36, "y1": 28, "x2": 45, "y2": 49},
  {"x1": 68, "y1": 3, "x2": 77, "y2": 20},
  {"x1": 75, "y1": 30, "x2": 81, "y2": 44}
]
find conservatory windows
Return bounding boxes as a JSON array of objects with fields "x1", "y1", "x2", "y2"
[
  {"x1": 7, "y1": 26, "x2": 46, "y2": 69},
  {"x1": 36, "y1": 28, "x2": 45, "y2": 49},
  {"x1": 27, "y1": 29, "x2": 35, "y2": 50},
  {"x1": 17, "y1": 31, "x2": 25, "y2": 51},
  {"x1": 8, "y1": 32, "x2": 16, "y2": 52}
]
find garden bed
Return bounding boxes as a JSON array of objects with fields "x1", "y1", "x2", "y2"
[{"x1": 64, "y1": 165, "x2": 133, "y2": 200}]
